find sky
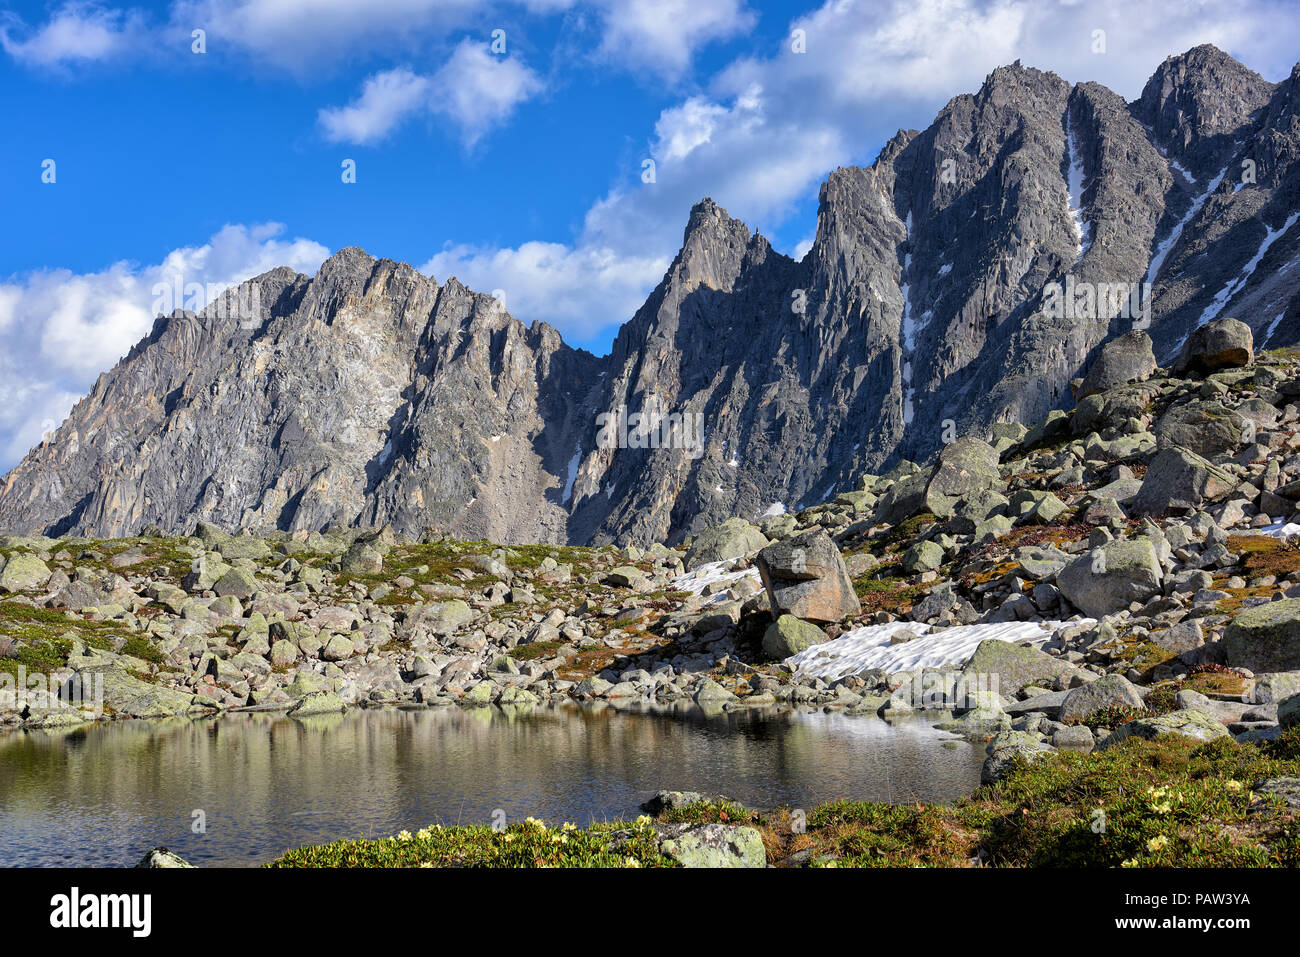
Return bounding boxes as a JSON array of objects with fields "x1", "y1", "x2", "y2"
[{"x1": 2, "y1": 0, "x2": 1299, "y2": 472}]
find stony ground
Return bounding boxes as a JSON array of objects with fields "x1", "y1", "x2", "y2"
[{"x1": 8, "y1": 319, "x2": 1300, "y2": 867}]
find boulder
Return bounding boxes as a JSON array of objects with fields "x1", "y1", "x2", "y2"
[
  {"x1": 1224, "y1": 599, "x2": 1300, "y2": 673},
  {"x1": 1058, "y1": 674, "x2": 1145, "y2": 722},
  {"x1": 961, "y1": 639, "x2": 1087, "y2": 696},
  {"x1": 684, "y1": 519, "x2": 769, "y2": 571},
  {"x1": 656, "y1": 823, "x2": 765, "y2": 868},
  {"x1": 1131, "y1": 447, "x2": 1237, "y2": 516},
  {"x1": 0, "y1": 553, "x2": 52, "y2": 593},
  {"x1": 1097, "y1": 708, "x2": 1230, "y2": 749},
  {"x1": 1155, "y1": 401, "x2": 1245, "y2": 458},
  {"x1": 136, "y1": 847, "x2": 195, "y2": 868},
  {"x1": 1173, "y1": 316, "x2": 1253, "y2": 376},
  {"x1": 755, "y1": 528, "x2": 861, "y2": 623},
  {"x1": 213, "y1": 567, "x2": 259, "y2": 600},
  {"x1": 761, "y1": 615, "x2": 826, "y2": 660},
  {"x1": 1078, "y1": 331, "x2": 1157, "y2": 399},
  {"x1": 1056, "y1": 538, "x2": 1163, "y2": 618},
  {"x1": 287, "y1": 691, "x2": 345, "y2": 717}
]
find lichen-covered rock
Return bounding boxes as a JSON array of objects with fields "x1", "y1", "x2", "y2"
[
  {"x1": 287, "y1": 691, "x2": 346, "y2": 717},
  {"x1": 656, "y1": 823, "x2": 765, "y2": 868},
  {"x1": 1078, "y1": 330, "x2": 1156, "y2": 399},
  {"x1": 960, "y1": 639, "x2": 1086, "y2": 696},
  {"x1": 684, "y1": 519, "x2": 768, "y2": 571},
  {"x1": 762, "y1": 615, "x2": 826, "y2": 660},
  {"x1": 1097, "y1": 708, "x2": 1230, "y2": 749},
  {"x1": 0, "y1": 553, "x2": 52, "y2": 593},
  {"x1": 1056, "y1": 538, "x2": 1163, "y2": 617},
  {"x1": 1224, "y1": 599, "x2": 1300, "y2": 673},
  {"x1": 1131, "y1": 447, "x2": 1237, "y2": 515},
  {"x1": 1058, "y1": 674, "x2": 1145, "y2": 722}
]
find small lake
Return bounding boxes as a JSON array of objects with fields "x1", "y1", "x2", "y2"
[{"x1": 0, "y1": 705, "x2": 983, "y2": 867}]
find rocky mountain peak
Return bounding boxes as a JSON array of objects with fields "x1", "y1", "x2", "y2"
[
  {"x1": 1136, "y1": 43, "x2": 1276, "y2": 179},
  {"x1": 3, "y1": 46, "x2": 1299, "y2": 548}
]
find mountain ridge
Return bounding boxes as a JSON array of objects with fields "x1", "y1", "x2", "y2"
[{"x1": 3, "y1": 44, "x2": 1300, "y2": 545}]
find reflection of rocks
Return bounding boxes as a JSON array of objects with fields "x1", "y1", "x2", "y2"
[{"x1": 0, "y1": 707, "x2": 983, "y2": 866}]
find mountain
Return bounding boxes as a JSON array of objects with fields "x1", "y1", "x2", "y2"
[{"x1": 3, "y1": 45, "x2": 1299, "y2": 545}]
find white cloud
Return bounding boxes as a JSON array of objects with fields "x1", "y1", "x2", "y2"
[
  {"x1": 0, "y1": 2, "x2": 145, "y2": 67},
  {"x1": 428, "y1": 39, "x2": 545, "y2": 145},
  {"x1": 0, "y1": 224, "x2": 329, "y2": 470},
  {"x1": 422, "y1": 241, "x2": 668, "y2": 343},
  {"x1": 319, "y1": 40, "x2": 543, "y2": 147},
  {"x1": 169, "y1": 0, "x2": 488, "y2": 72},
  {"x1": 319, "y1": 68, "x2": 432, "y2": 144},
  {"x1": 593, "y1": 0, "x2": 755, "y2": 78}
]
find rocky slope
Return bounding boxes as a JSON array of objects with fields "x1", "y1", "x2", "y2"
[{"x1": 2, "y1": 45, "x2": 1299, "y2": 547}]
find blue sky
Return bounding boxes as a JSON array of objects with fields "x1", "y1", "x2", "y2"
[{"x1": 2, "y1": 0, "x2": 1299, "y2": 472}]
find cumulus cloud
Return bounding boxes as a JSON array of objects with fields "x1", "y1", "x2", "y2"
[
  {"x1": 319, "y1": 68, "x2": 432, "y2": 145},
  {"x1": 0, "y1": 2, "x2": 146, "y2": 67},
  {"x1": 0, "y1": 224, "x2": 329, "y2": 470},
  {"x1": 428, "y1": 39, "x2": 545, "y2": 145},
  {"x1": 319, "y1": 41, "x2": 543, "y2": 147},
  {"x1": 422, "y1": 241, "x2": 668, "y2": 343},
  {"x1": 592, "y1": 0, "x2": 755, "y2": 79}
]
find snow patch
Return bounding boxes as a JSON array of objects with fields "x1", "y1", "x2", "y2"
[
  {"x1": 1146, "y1": 164, "x2": 1228, "y2": 288},
  {"x1": 1194, "y1": 211, "x2": 1300, "y2": 329},
  {"x1": 561, "y1": 445, "x2": 581, "y2": 504},
  {"x1": 671, "y1": 561, "x2": 760, "y2": 604},
  {"x1": 761, "y1": 502, "x2": 786, "y2": 517},
  {"x1": 1064, "y1": 117, "x2": 1092, "y2": 261},
  {"x1": 786, "y1": 620, "x2": 1091, "y2": 679},
  {"x1": 1261, "y1": 521, "x2": 1300, "y2": 540}
]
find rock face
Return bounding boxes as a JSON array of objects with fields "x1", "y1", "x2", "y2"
[
  {"x1": 755, "y1": 529, "x2": 861, "y2": 623},
  {"x1": 3, "y1": 45, "x2": 1299, "y2": 546}
]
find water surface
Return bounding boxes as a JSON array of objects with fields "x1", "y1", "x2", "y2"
[{"x1": 0, "y1": 704, "x2": 982, "y2": 867}]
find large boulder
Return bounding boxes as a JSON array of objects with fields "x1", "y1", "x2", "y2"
[
  {"x1": 961, "y1": 639, "x2": 1088, "y2": 696},
  {"x1": 1131, "y1": 447, "x2": 1237, "y2": 516},
  {"x1": 1056, "y1": 538, "x2": 1163, "y2": 618},
  {"x1": 1058, "y1": 674, "x2": 1145, "y2": 722},
  {"x1": 927, "y1": 437, "x2": 1002, "y2": 498},
  {"x1": 1173, "y1": 316, "x2": 1253, "y2": 376},
  {"x1": 684, "y1": 519, "x2": 769, "y2": 571},
  {"x1": 1155, "y1": 401, "x2": 1245, "y2": 458},
  {"x1": 762, "y1": 615, "x2": 826, "y2": 660},
  {"x1": 755, "y1": 528, "x2": 860, "y2": 623},
  {"x1": 876, "y1": 438, "x2": 1000, "y2": 526},
  {"x1": 1079, "y1": 331, "x2": 1157, "y2": 399},
  {"x1": 0, "y1": 553, "x2": 52, "y2": 593},
  {"x1": 1097, "y1": 708, "x2": 1230, "y2": 749},
  {"x1": 1224, "y1": 599, "x2": 1300, "y2": 673}
]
